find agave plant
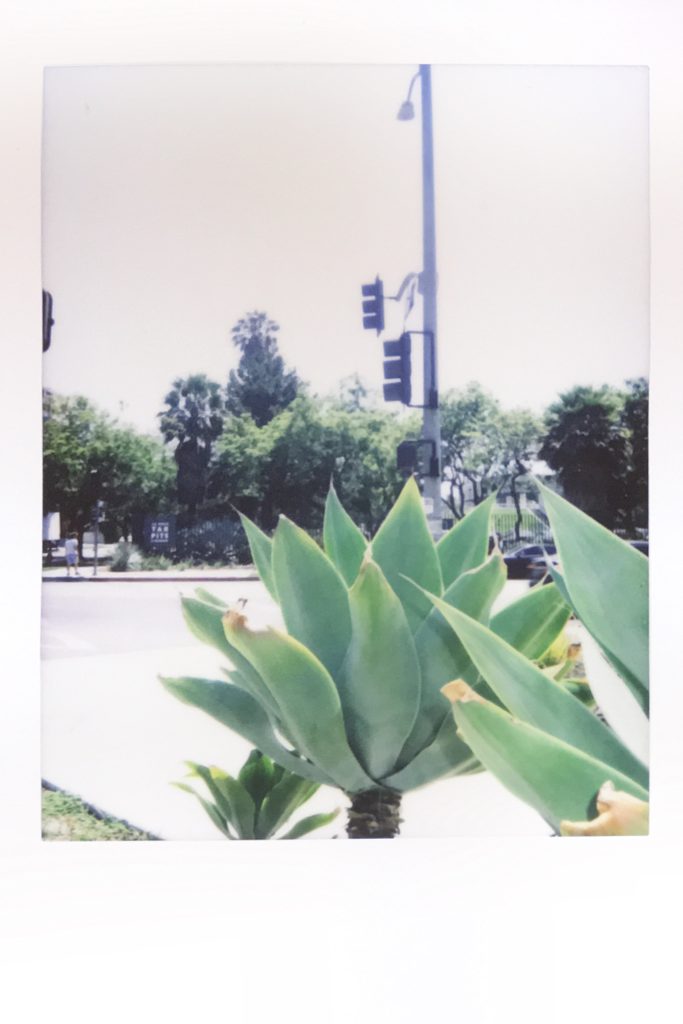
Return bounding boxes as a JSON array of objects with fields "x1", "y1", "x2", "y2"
[
  {"x1": 175, "y1": 749, "x2": 339, "y2": 840},
  {"x1": 162, "y1": 478, "x2": 571, "y2": 837},
  {"x1": 440, "y1": 483, "x2": 649, "y2": 836}
]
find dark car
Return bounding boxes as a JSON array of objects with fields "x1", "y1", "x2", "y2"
[
  {"x1": 629, "y1": 540, "x2": 649, "y2": 556},
  {"x1": 528, "y1": 537, "x2": 649, "y2": 587},
  {"x1": 503, "y1": 544, "x2": 557, "y2": 580}
]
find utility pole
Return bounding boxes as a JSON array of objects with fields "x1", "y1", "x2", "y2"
[{"x1": 419, "y1": 64, "x2": 442, "y2": 538}]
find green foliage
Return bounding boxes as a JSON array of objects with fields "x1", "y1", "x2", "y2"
[
  {"x1": 158, "y1": 374, "x2": 225, "y2": 519},
  {"x1": 213, "y1": 395, "x2": 413, "y2": 534},
  {"x1": 162, "y1": 478, "x2": 571, "y2": 804},
  {"x1": 440, "y1": 383, "x2": 503, "y2": 516},
  {"x1": 540, "y1": 482, "x2": 648, "y2": 710},
  {"x1": 539, "y1": 381, "x2": 648, "y2": 531},
  {"x1": 42, "y1": 786, "x2": 157, "y2": 841},
  {"x1": 175, "y1": 750, "x2": 339, "y2": 839},
  {"x1": 439, "y1": 383, "x2": 541, "y2": 543},
  {"x1": 109, "y1": 540, "x2": 140, "y2": 572},
  {"x1": 442, "y1": 484, "x2": 649, "y2": 835},
  {"x1": 43, "y1": 392, "x2": 174, "y2": 538},
  {"x1": 225, "y1": 312, "x2": 301, "y2": 426}
]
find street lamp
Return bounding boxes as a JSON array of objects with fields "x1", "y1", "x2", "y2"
[{"x1": 397, "y1": 64, "x2": 442, "y2": 537}]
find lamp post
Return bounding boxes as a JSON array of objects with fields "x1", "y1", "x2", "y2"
[{"x1": 398, "y1": 64, "x2": 442, "y2": 537}]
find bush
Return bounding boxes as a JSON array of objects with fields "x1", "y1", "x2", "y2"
[{"x1": 110, "y1": 540, "x2": 141, "y2": 572}]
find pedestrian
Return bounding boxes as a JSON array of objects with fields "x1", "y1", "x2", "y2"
[{"x1": 64, "y1": 532, "x2": 80, "y2": 577}]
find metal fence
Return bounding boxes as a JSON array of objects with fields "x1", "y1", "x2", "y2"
[{"x1": 493, "y1": 506, "x2": 553, "y2": 552}]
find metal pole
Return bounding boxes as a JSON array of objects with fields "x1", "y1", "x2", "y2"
[{"x1": 419, "y1": 64, "x2": 442, "y2": 538}]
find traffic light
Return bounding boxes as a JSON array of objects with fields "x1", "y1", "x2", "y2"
[
  {"x1": 383, "y1": 332, "x2": 412, "y2": 404},
  {"x1": 396, "y1": 440, "x2": 418, "y2": 473},
  {"x1": 361, "y1": 276, "x2": 384, "y2": 334},
  {"x1": 42, "y1": 290, "x2": 54, "y2": 352}
]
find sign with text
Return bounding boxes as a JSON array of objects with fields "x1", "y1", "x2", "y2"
[{"x1": 144, "y1": 514, "x2": 176, "y2": 550}]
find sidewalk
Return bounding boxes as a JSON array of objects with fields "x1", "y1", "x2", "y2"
[{"x1": 42, "y1": 566, "x2": 260, "y2": 583}]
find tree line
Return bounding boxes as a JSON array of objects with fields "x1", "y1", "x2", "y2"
[{"x1": 43, "y1": 310, "x2": 648, "y2": 556}]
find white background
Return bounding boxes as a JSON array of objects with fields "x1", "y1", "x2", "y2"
[{"x1": 2, "y1": 2, "x2": 682, "y2": 1022}]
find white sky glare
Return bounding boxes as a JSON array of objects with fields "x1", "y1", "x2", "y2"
[{"x1": 42, "y1": 64, "x2": 649, "y2": 434}]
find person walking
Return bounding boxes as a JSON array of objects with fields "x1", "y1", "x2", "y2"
[{"x1": 64, "y1": 532, "x2": 80, "y2": 577}]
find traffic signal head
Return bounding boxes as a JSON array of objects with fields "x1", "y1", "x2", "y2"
[
  {"x1": 361, "y1": 276, "x2": 385, "y2": 334},
  {"x1": 42, "y1": 290, "x2": 54, "y2": 352},
  {"x1": 383, "y1": 332, "x2": 412, "y2": 404}
]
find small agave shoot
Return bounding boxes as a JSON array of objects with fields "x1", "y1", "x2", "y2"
[
  {"x1": 441, "y1": 483, "x2": 649, "y2": 836},
  {"x1": 162, "y1": 478, "x2": 571, "y2": 837},
  {"x1": 175, "y1": 749, "x2": 339, "y2": 840}
]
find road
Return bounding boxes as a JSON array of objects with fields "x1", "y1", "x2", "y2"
[
  {"x1": 40, "y1": 576, "x2": 545, "y2": 840},
  {"x1": 42, "y1": 578, "x2": 279, "y2": 660}
]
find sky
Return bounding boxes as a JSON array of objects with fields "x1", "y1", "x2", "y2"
[{"x1": 42, "y1": 63, "x2": 649, "y2": 435}]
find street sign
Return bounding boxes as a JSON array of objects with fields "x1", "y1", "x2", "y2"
[{"x1": 144, "y1": 514, "x2": 176, "y2": 550}]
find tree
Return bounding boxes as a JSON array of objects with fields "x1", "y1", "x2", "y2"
[
  {"x1": 440, "y1": 383, "x2": 503, "y2": 518},
  {"x1": 158, "y1": 374, "x2": 225, "y2": 522},
  {"x1": 497, "y1": 409, "x2": 542, "y2": 543},
  {"x1": 225, "y1": 311, "x2": 301, "y2": 426},
  {"x1": 620, "y1": 377, "x2": 648, "y2": 531},
  {"x1": 43, "y1": 393, "x2": 174, "y2": 544},
  {"x1": 539, "y1": 385, "x2": 630, "y2": 529},
  {"x1": 212, "y1": 396, "x2": 413, "y2": 534},
  {"x1": 336, "y1": 373, "x2": 371, "y2": 412}
]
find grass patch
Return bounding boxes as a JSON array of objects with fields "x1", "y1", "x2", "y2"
[{"x1": 42, "y1": 783, "x2": 160, "y2": 841}]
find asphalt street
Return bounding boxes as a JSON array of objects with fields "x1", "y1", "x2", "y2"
[{"x1": 41, "y1": 578, "x2": 279, "y2": 660}]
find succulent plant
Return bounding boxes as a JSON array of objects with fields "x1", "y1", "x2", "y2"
[
  {"x1": 162, "y1": 478, "x2": 571, "y2": 837},
  {"x1": 175, "y1": 749, "x2": 339, "y2": 840},
  {"x1": 441, "y1": 483, "x2": 649, "y2": 836}
]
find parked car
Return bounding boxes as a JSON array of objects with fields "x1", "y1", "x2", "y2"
[
  {"x1": 503, "y1": 544, "x2": 556, "y2": 580},
  {"x1": 528, "y1": 537, "x2": 648, "y2": 587},
  {"x1": 629, "y1": 540, "x2": 649, "y2": 556}
]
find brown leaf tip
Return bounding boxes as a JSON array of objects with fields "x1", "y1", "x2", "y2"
[
  {"x1": 441, "y1": 680, "x2": 485, "y2": 705},
  {"x1": 224, "y1": 608, "x2": 248, "y2": 631}
]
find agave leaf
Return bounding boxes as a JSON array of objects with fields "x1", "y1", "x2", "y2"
[
  {"x1": 446, "y1": 687, "x2": 648, "y2": 832},
  {"x1": 160, "y1": 676, "x2": 332, "y2": 784},
  {"x1": 238, "y1": 512, "x2": 277, "y2": 600},
  {"x1": 183, "y1": 596, "x2": 282, "y2": 717},
  {"x1": 371, "y1": 476, "x2": 443, "y2": 633},
  {"x1": 335, "y1": 560, "x2": 422, "y2": 780},
  {"x1": 193, "y1": 587, "x2": 229, "y2": 610},
  {"x1": 173, "y1": 781, "x2": 235, "y2": 838},
  {"x1": 207, "y1": 767, "x2": 257, "y2": 839},
  {"x1": 184, "y1": 762, "x2": 240, "y2": 831},
  {"x1": 560, "y1": 781, "x2": 649, "y2": 836},
  {"x1": 426, "y1": 598, "x2": 648, "y2": 790},
  {"x1": 383, "y1": 711, "x2": 479, "y2": 793},
  {"x1": 538, "y1": 483, "x2": 649, "y2": 709},
  {"x1": 223, "y1": 612, "x2": 375, "y2": 792},
  {"x1": 579, "y1": 631, "x2": 649, "y2": 764},
  {"x1": 489, "y1": 583, "x2": 571, "y2": 661},
  {"x1": 257, "y1": 772, "x2": 319, "y2": 839},
  {"x1": 272, "y1": 515, "x2": 351, "y2": 677},
  {"x1": 437, "y1": 493, "x2": 496, "y2": 589},
  {"x1": 323, "y1": 483, "x2": 367, "y2": 586},
  {"x1": 187, "y1": 762, "x2": 257, "y2": 839},
  {"x1": 279, "y1": 809, "x2": 340, "y2": 839},
  {"x1": 399, "y1": 553, "x2": 506, "y2": 764},
  {"x1": 237, "y1": 750, "x2": 277, "y2": 814}
]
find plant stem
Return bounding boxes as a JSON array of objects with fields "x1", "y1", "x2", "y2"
[{"x1": 345, "y1": 788, "x2": 402, "y2": 839}]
